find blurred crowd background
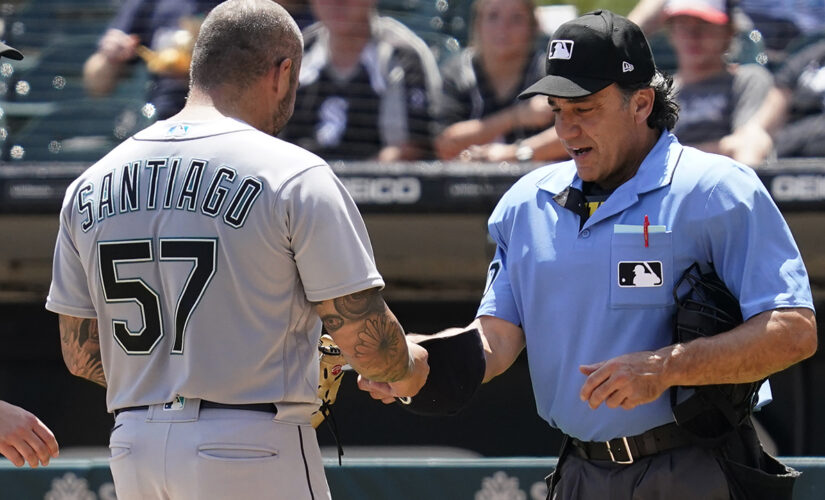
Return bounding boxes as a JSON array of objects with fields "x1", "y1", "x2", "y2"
[{"x1": 0, "y1": 0, "x2": 823, "y2": 167}]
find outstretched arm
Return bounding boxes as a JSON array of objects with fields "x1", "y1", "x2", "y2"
[
  {"x1": 83, "y1": 29, "x2": 139, "y2": 96},
  {"x1": 478, "y1": 315, "x2": 526, "y2": 383},
  {"x1": 0, "y1": 401, "x2": 59, "y2": 468},
  {"x1": 358, "y1": 315, "x2": 525, "y2": 403},
  {"x1": 313, "y1": 288, "x2": 428, "y2": 396},
  {"x1": 435, "y1": 96, "x2": 559, "y2": 161},
  {"x1": 58, "y1": 315, "x2": 106, "y2": 387}
]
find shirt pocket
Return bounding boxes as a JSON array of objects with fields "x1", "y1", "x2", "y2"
[{"x1": 610, "y1": 230, "x2": 674, "y2": 308}]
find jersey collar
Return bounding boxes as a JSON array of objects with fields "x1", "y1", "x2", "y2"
[
  {"x1": 536, "y1": 131, "x2": 683, "y2": 228},
  {"x1": 536, "y1": 131, "x2": 680, "y2": 195}
]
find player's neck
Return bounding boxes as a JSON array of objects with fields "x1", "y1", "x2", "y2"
[{"x1": 173, "y1": 88, "x2": 247, "y2": 124}]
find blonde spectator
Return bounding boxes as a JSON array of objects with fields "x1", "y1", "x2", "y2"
[{"x1": 435, "y1": 0, "x2": 568, "y2": 163}]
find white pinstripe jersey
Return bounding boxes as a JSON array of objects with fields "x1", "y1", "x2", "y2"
[{"x1": 46, "y1": 117, "x2": 384, "y2": 420}]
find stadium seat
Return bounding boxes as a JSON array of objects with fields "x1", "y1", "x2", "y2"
[
  {"x1": 3, "y1": 0, "x2": 115, "y2": 50},
  {"x1": 5, "y1": 97, "x2": 156, "y2": 163}
]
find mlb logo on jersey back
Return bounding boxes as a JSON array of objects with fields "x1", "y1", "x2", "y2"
[
  {"x1": 163, "y1": 396, "x2": 186, "y2": 411},
  {"x1": 548, "y1": 40, "x2": 574, "y2": 60},
  {"x1": 166, "y1": 124, "x2": 189, "y2": 137},
  {"x1": 618, "y1": 261, "x2": 663, "y2": 287}
]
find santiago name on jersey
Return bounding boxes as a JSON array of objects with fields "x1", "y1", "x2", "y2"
[{"x1": 46, "y1": 117, "x2": 384, "y2": 421}]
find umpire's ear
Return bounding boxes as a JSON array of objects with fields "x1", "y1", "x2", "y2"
[{"x1": 273, "y1": 57, "x2": 294, "y2": 101}]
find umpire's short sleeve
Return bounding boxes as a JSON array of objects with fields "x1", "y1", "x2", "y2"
[
  {"x1": 476, "y1": 246, "x2": 520, "y2": 325},
  {"x1": 703, "y1": 164, "x2": 814, "y2": 320},
  {"x1": 280, "y1": 165, "x2": 384, "y2": 302}
]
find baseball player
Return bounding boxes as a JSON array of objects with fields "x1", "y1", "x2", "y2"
[
  {"x1": 0, "y1": 41, "x2": 60, "y2": 470},
  {"x1": 361, "y1": 10, "x2": 817, "y2": 500},
  {"x1": 46, "y1": 1, "x2": 427, "y2": 499}
]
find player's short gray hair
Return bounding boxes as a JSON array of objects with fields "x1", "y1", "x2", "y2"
[{"x1": 190, "y1": 0, "x2": 303, "y2": 92}]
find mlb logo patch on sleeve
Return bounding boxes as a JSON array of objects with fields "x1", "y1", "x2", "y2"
[{"x1": 618, "y1": 261, "x2": 663, "y2": 287}]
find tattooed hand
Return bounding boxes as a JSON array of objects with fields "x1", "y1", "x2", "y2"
[
  {"x1": 58, "y1": 315, "x2": 106, "y2": 387},
  {"x1": 313, "y1": 288, "x2": 414, "y2": 383}
]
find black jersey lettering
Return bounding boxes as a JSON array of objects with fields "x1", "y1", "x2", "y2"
[
  {"x1": 98, "y1": 172, "x2": 116, "y2": 221},
  {"x1": 177, "y1": 159, "x2": 207, "y2": 212},
  {"x1": 202, "y1": 166, "x2": 237, "y2": 217},
  {"x1": 120, "y1": 161, "x2": 141, "y2": 213},
  {"x1": 224, "y1": 177, "x2": 263, "y2": 228},
  {"x1": 145, "y1": 159, "x2": 167, "y2": 210},
  {"x1": 77, "y1": 184, "x2": 95, "y2": 233},
  {"x1": 162, "y1": 158, "x2": 181, "y2": 209}
]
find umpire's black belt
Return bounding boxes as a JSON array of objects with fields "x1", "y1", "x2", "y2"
[
  {"x1": 114, "y1": 400, "x2": 277, "y2": 417},
  {"x1": 567, "y1": 422, "x2": 693, "y2": 464}
]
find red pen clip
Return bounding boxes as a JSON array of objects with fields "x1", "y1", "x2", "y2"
[{"x1": 643, "y1": 215, "x2": 650, "y2": 248}]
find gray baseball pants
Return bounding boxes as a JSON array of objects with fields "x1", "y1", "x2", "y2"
[{"x1": 109, "y1": 401, "x2": 330, "y2": 500}]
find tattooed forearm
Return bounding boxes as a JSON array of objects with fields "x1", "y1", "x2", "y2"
[
  {"x1": 59, "y1": 315, "x2": 106, "y2": 387},
  {"x1": 333, "y1": 289, "x2": 385, "y2": 320},
  {"x1": 353, "y1": 313, "x2": 411, "y2": 382},
  {"x1": 313, "y1": 288, "x2": 413, "y2": 382}
]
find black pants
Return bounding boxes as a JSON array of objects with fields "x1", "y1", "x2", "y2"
[
  {"x1": 548, "y1": 444, "x2": 730, "y2": 500},
  {"x1": 547, "y1": 420, "x2": 798, "y2": 500}
]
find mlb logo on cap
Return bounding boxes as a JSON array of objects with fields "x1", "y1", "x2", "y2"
[
  {"x1": 519, "y1": 10, "x2": 656, "y2": 99},
  {"x1": 549, "y1": 40, "x2": 574, "y2": 60}
]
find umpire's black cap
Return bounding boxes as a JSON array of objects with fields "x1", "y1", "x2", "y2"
[
  {"x1": 0, "y1": 41, "x2": 23, "y2": 60},
  {"x1": 519, "y1": 10, "x2": 655, "y2": 99}
]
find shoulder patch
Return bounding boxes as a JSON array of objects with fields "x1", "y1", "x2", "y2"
[{"x1": 483, "y1": 259, "x2": 502, "y2": 296}]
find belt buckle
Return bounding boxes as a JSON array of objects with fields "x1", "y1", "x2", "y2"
[{"x1": 606, "y1": 436, "x2": 634, "y2": 464}]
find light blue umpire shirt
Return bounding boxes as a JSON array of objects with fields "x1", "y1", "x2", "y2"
[{"x1": 477, "y1": 131, "x2": 815, "y2": 442}]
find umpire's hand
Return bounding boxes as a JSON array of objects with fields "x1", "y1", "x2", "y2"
[
  {"x1": 359, "y1": 341, "x2": 429, "y2": 404},
  {"x1": 579, "y1": 350, "x2": 670, "y2": 411}
]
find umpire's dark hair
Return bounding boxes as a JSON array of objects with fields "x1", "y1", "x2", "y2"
[
  {"x1": 190, "y1": 0, "x2": 303, "y2": 93},
  {"x1": 618, "y1": 71, "x2": 679, "y2": 132}
]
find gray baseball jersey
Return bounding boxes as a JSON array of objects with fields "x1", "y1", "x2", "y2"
[{"x1": 46, "y1": 117, "x2": 384, "y2": 420}]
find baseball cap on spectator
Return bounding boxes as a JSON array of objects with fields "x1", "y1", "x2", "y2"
[
  {"x1": 519, "y1": 10, "x2": 655, "y2": 99},
  {"x1": 663, "y1": 0, "x2": 729, "y2": 24},
  {"x1": 0, "y1": 41, "x2": 23, "y2": 60}
]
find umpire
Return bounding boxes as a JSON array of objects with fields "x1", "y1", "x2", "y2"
[{"x1": 361, "y1": 10, "x2": 817, "y2": 500}]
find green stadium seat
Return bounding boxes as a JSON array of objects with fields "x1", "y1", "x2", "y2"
[{"x1": 4, "y1": 97, "x2": 156, "y2": 162}]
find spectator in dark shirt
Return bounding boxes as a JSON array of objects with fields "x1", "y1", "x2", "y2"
[
  {"x1": 435, "y1": 0, "x2": 565, "y2": 163},
  {"x1": 664, "y1": 0, "x2": 775, "y2": 156},
  {"x1": 82, "y1": 0, "x2": 222, "y2": 119},
  {"x1": 279, "y1": 0, "x2": 441, "y2": 161},
  {"x1": 721, "y1": 38, "x2": 825, "y2": 164}
]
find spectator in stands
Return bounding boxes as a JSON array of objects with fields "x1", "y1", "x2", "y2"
[
  {"x1": 720, "y1": 38, "x2": 825, "y2": 165},
  {"x1": 735, "y1": 0, "x2": 824, "y2": 59},
  {"x1": 435, "y1": 0, "x2": 568, "y2": 163},
  {"x1": 0, "y1": 42, "x2": 59, "y2": 469},
  {"x1": 664, "y1": 0, "x2": 775, "y2": 156},
  {"x1": 278, "y1": 0, "x2": 441, "y2": 161},
  {"x1": 629, "y1": 0, "x2": 824, "y2": 65},
  {"x1": 82, "y1": 0, "x2": 222, "y2": 120}
]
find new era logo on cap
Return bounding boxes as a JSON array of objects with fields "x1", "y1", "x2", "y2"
[
  {"x1": 622, "y1": 61, "x2": 634, "y2": 73},
  {"x1": 548, "y1": 40, "x2": 574, "y2": 60}
]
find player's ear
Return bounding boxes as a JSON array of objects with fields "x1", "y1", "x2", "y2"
[{"x1": 273, "y1": 57, "x2": 294, "y2": 101}]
